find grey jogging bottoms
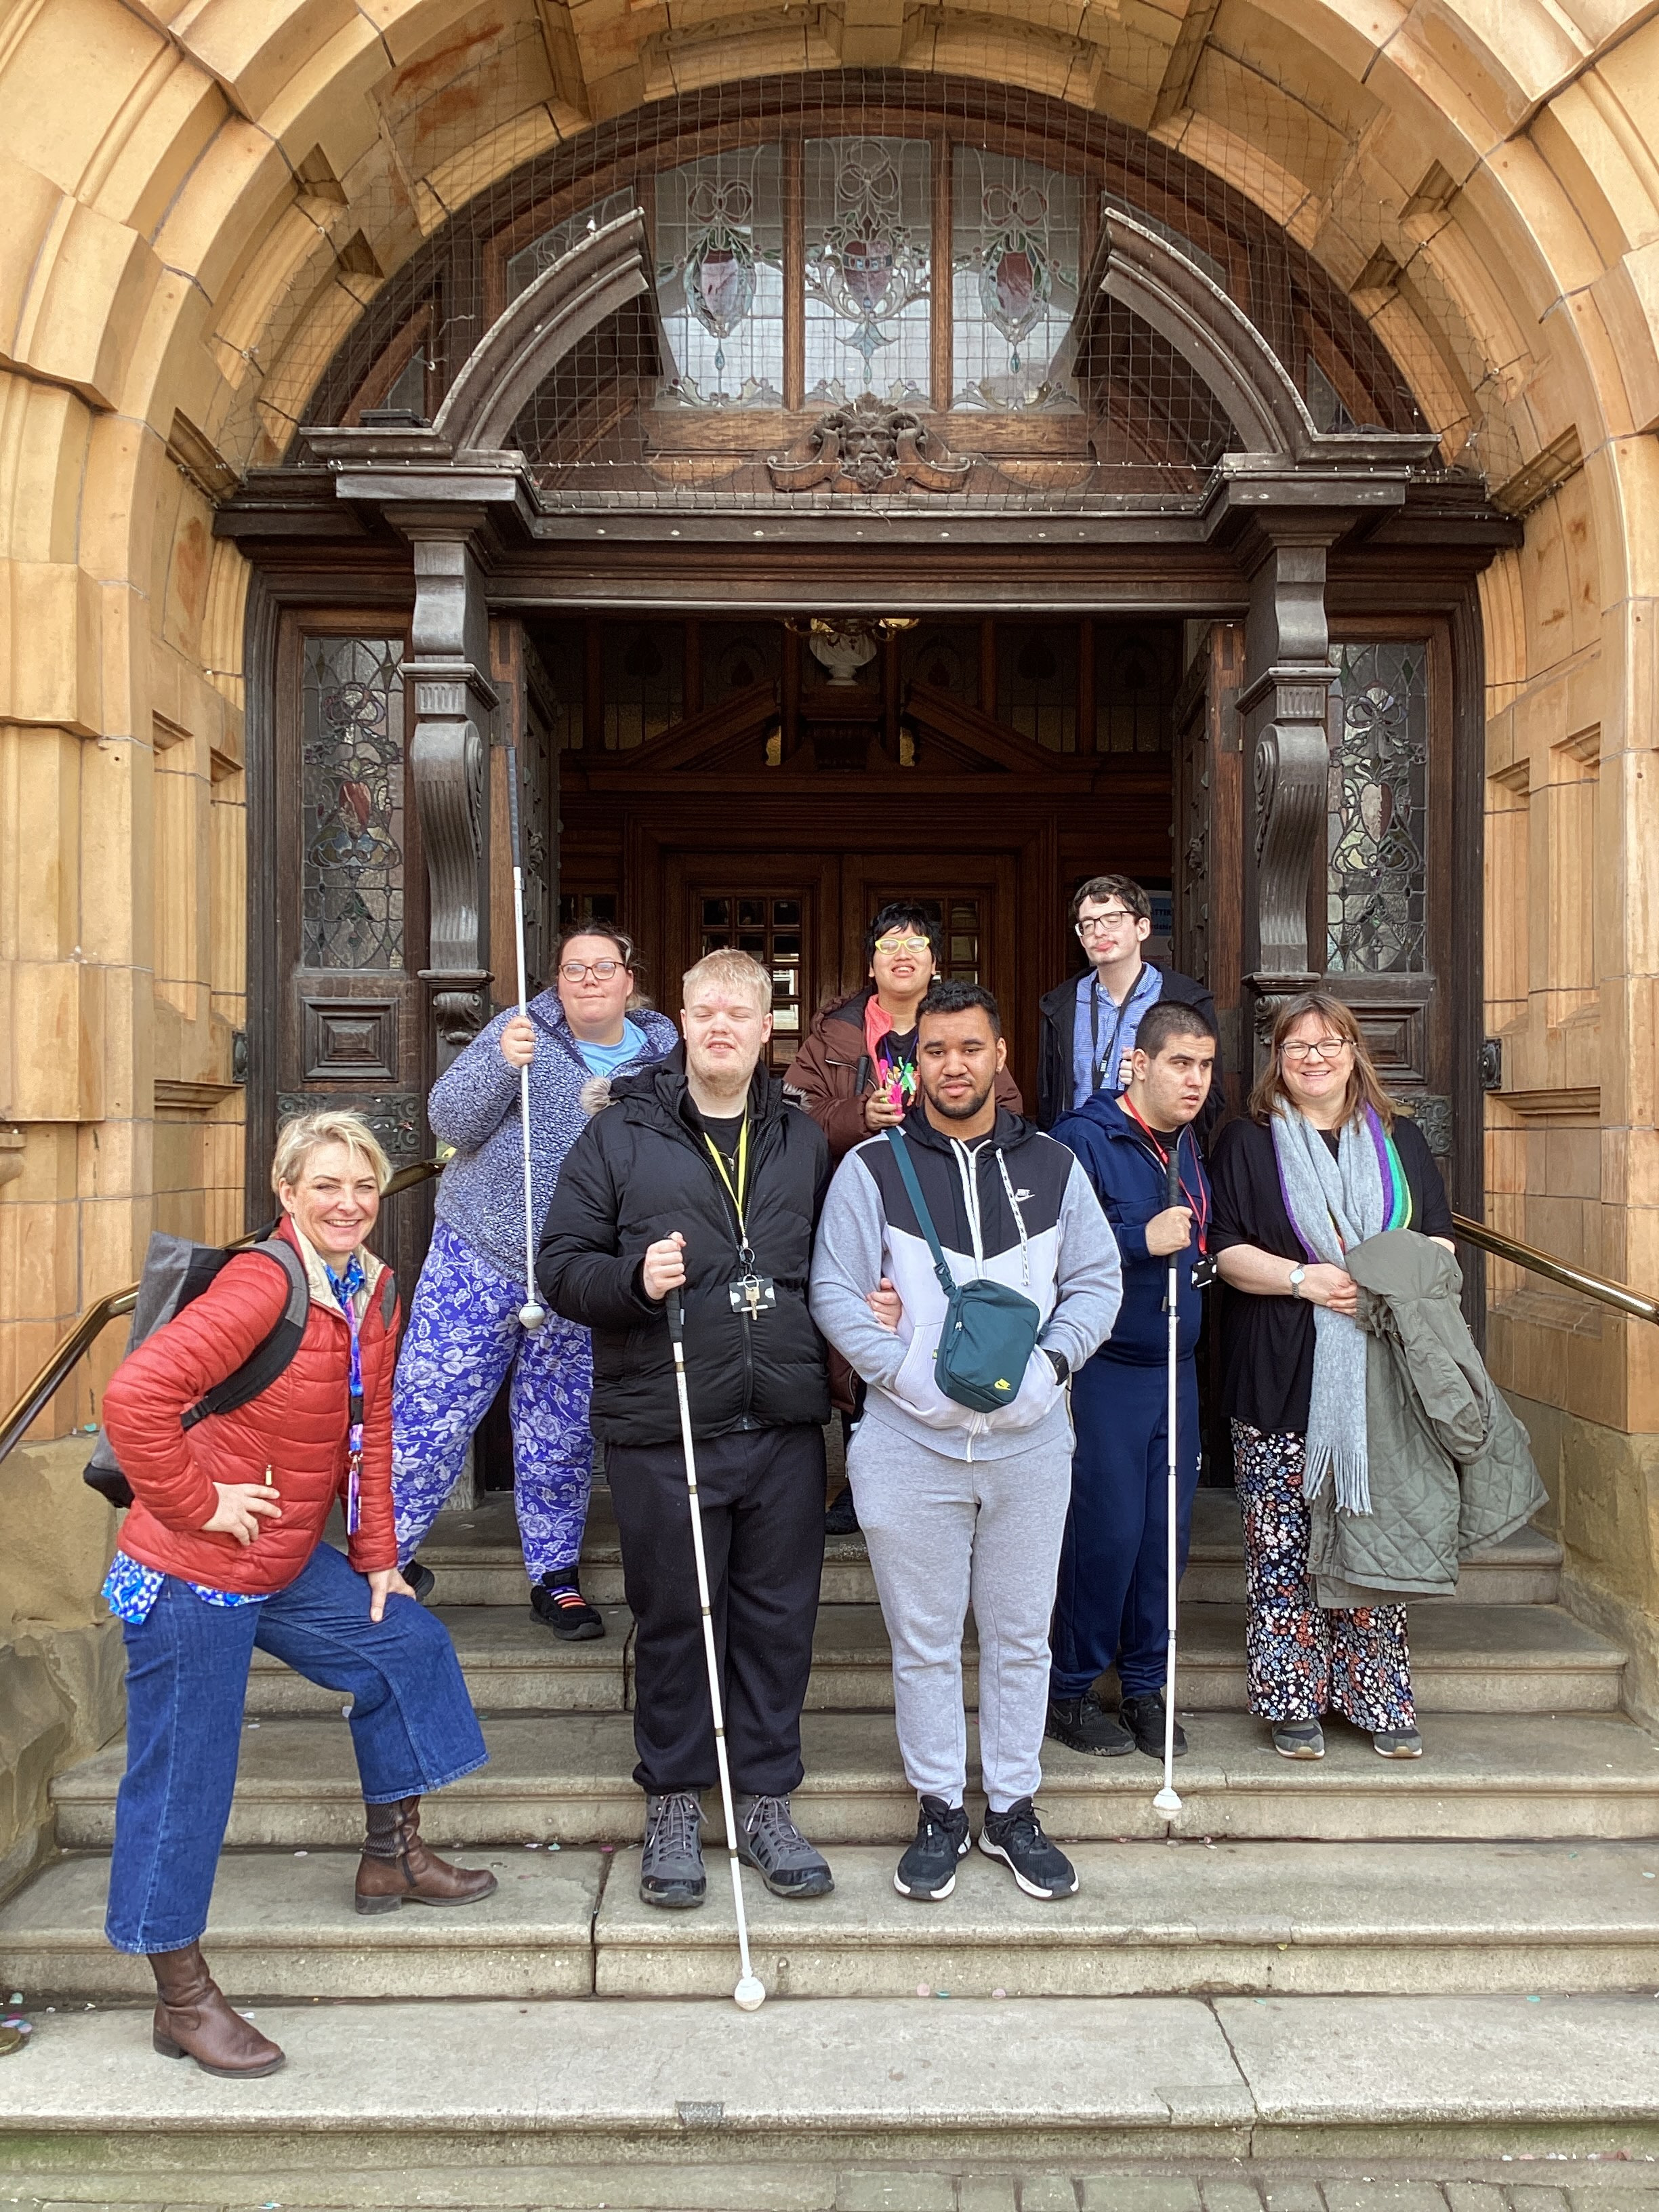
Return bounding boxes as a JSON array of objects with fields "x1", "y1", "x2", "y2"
[{"x1": 847, "y1": 1416, "x2": 1073, "y2": 1811}]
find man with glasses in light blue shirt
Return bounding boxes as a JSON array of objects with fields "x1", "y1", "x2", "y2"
[{"x1": 1036, "y1": 874, "x2": 1221, "y2": 1140}]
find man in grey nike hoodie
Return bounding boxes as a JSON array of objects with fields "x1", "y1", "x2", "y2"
[{"x1": 810, "y1": 980, "x2": 1122, "y2": 1903}]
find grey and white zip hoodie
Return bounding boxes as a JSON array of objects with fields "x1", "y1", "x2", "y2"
[{"x1": 809, "y1": 1103, "x2": 1122, "y2": 1461}]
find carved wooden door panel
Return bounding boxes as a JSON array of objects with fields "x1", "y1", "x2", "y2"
[
  {"x1": 490, "y1": 620, "x2": 558, "y2": 1007},
  {"x1": 272, "y1": 613, "x2": 432, "y2": 1291},
  {"x1": 1172, "y1": 621, "x2": 1244, "y2": 1113}
]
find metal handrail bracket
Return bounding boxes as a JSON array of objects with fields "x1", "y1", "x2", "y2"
[{"x1": 0, "y1": 1159, "x2": 445, "y2": 1467}]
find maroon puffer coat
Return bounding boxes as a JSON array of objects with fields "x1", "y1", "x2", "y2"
[{"x1": 100, "y1": 1219, "x2": 401, "y2": 1593}]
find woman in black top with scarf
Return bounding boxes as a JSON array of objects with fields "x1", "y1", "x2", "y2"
[{"x1": 1210, "y1": 992, "x2": 1454, "y2": 1763}]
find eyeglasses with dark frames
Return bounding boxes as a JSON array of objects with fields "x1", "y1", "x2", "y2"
[{"x1": 560, "y1": 958, "x2": 626, "y2": 981}]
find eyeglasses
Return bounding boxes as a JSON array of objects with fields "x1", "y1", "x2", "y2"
[
  {"x1": 1280, "y1": 1037, "x2": 1351, "y2": 1063},
  {"x1": 560, "y1": 959, "x2": 625, "y2": 981},
  {"x1": 1076, "y1": 909, "x2": 1136, "y2": 937},
  {"x1": 873, "y1": 935, "x2": 932, "y2": 957}
]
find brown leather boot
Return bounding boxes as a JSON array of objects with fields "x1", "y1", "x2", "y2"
[
  {"x1": 354, "y1": 1796, "x2": 499, "y2": 1915},
  {"x1": 148, "y1": 1943, "x2": 285, "y2": 2078}
]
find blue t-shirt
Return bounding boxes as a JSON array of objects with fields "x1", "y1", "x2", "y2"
[
  {"x1": 1069, "y1": 964, "x2": 1164, "y2": 1111},
  {"x1": 575, "y1": 1018, "x2": 651, "y2": 1079}
]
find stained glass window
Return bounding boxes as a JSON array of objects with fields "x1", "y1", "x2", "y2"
[
  {"x1": 998, "y1": 623, "x2": 1078, "y2": 752},
  {"x1": 301, "y1": 637, "x2": 405, "y2": 970},
  {"x1": 804, "y1": 138, "x2": 932, "y2": 405},
  {"x1": 506, "y1": 190, "x2": 637, "y2": 301},
  {"x1": 602, "y1": 624, "x2": 683, "y2": 750},
  {"x1": 657, "y1": 149, "x2": 785, "y2": 408},
  {"x1": 953, "y1": 152, "x2": 1080, "y2": 412},
  {"x1": 1327, "y1": 642, "x2": 1429, "y2": 973}
]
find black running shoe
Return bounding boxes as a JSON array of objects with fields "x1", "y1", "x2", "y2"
[
  {"x1": 893, "y1": 1796, "x2": 970, "y2": 1902},
  {"x1": 1046, "y1": 1689, "x2": 1134, "y2": 1758},
  {"x1": 978, "y1": 1798, "x2": 1078, "y2": 1900},
  {"x1": 824, "y1": 1486, "x2": 861, "y2": 1537},
  {"x1": 1118, "y1": 1691, "x2": 1189, "y2": 1761},
  {"x1": 400, "y1": 1558, "x2": 436, "y2": 1604},
  {"x1": 530, "y1": 1572, "x2": 605, "y2": 1641}
]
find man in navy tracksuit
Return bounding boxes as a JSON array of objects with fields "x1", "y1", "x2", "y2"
[{"x1": 1046, "y1": 999, "x2": 1217, "y2": 1760}]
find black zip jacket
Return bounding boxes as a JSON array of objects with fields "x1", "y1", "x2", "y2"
[
  {"x1": 535, "y1": 1048, "x2": 832, "y2": 1446},
  {"x1": 1036, "y1": 961, "x2": 1222, "y2": 1142}
]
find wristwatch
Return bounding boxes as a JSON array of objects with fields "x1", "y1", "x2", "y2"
[
  {"x1": 1043, "y1": 1348, "x2": 1070, "y2": 1385},
  {"x1": 1288, "y1": 1265, "x2": 1307, "y2": 1298}
]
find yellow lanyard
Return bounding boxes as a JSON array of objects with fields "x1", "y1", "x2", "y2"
[{"x1": 703, "y1": 1117, "x2": 751, "y2": 1246}]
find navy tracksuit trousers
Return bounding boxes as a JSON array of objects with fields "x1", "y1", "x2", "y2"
[{"x1": 1049, "y1": 1350, "x2": 1202, "y2": 1703}]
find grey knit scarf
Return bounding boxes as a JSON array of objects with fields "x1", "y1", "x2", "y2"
[{"x1": 1270, "y1": 1103, "x2": 1388, "y2": 1514}]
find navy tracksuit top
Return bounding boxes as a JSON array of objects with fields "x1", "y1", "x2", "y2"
[{"x1": 1050, "y1": 1093, "x2": 1210, "y2": 1366}]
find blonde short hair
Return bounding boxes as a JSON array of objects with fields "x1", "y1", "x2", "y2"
[
  {"x1": 270, "y1": 1109, "x2": 392, "y2": 1195},
  {"x1": 681, "y1": 949, "x2": 773, "y2": 1012}
]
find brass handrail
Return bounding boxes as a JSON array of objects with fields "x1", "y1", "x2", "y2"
[
  {"x1": 0, "y1": 1158, "x2": 445, "y2": 1467},
  {"x1": 1451, "y1": 1212, "x2": 1659, "y2": 1326}
]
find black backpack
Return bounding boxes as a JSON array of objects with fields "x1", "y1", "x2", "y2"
[{"x1": 84, "y1": 1231, "x2": 311, "y2": 1509}]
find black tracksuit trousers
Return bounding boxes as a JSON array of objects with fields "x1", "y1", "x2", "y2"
[{"x1": 605, "y1": 1422, "x2": 825, "y2": 1797}]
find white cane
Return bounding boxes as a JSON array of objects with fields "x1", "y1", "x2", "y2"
[
  {"x1": 505, "y1": 744, "x2": 547, "y2": 1334},
  {"x1": 665, "y1": 1287, "x2": 766, "y2": 2011},
  {"x1": 1153, "y1": 1141, "x2": 1184, "y2": 1816}
]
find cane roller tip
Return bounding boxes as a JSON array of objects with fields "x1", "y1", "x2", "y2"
[
  {"x1": 518, "y1": 1302, "x2": 548, "y2": 1331},
  {"x1": 1153, "y1": 1787, "x2": 1183, "y2": 1814},
  {"x1": 733, "y1": 1976, "x2": 766, "y2": 2011}
]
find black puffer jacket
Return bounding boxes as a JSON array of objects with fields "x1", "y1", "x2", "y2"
[{"x1": 536, "y1": 1048, "x2": 832, "y2": 1446}]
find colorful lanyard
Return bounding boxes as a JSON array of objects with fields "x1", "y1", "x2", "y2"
[
  {"x1": 1090, "y1": 965, "x2": 1153, "y2": 1094},
  {"x1": 1121, "y1": 1097, "x2": 1210, "y2": 1252},
  {"x1": 703, "y1": 1117, "x2": 754, "y2": 1261},
  {"x1": 325, "y1": 1256, "x2": 367, "y2": 1536}
]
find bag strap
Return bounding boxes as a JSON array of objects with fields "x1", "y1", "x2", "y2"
[
  {"x1": 181, "y1": 1240, "x2": 310, "y2": 1431},
  {"x1": 884, "y1": 1128, "x2": 959, "y2": 1298}
]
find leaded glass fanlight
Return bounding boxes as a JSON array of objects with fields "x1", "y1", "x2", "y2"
[
  {"x1": 658, "y1": 150, "x2": 785, "y2": 407},
  {"x1": 953, "y1": 152, "x2": 1080, "y2": 412},
  {"x1": 804, "y1": 138, "x2": 932, "y2": 405}
]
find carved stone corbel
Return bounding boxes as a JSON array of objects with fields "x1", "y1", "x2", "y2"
[
  {"x1": 1237, "y1": 529, "x2": 1339, "y2": 1072},
  {"x1": 400, "y1": 512, "x2": 497, "y2": 1071}
]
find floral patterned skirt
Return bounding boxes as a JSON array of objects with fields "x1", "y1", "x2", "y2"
[{"x1": 1231, "y1": 1420, "x2": 1416, "y2": 1732}]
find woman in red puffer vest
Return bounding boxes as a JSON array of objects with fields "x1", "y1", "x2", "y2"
[{"x1": 100, "y1": 1111, "x2": 495, "y2": 2083}]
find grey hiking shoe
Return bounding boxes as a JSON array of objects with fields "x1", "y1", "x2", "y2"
[
  {"x1": 640, "y1": 1791, "x2": 705, "y2": 1909},
  {"x1": 733, "y1": 1793, "x2": 834, "y2": 1900}
]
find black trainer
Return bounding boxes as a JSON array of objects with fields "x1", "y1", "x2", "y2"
[
  {"x1": 530, "y1": 1570, "x2": 605, "y2": 1641},
  {"x1": 893, "y1": 1796, "x2": 970, "y2": 1901},
  {"x1": 824, "y1": 1486, "x2": 861, "y2": 1537},
  {"x1": 1118, "y1": 1691, "x2": 1188, "y2": 1761},
  {"x1": 978, "y1": 1798, "x2": 1078, "y2": 1900},
  {"x1": 1046, "y1": 1688, "x2": 1134, "y2": 1758},
  {"x1": 400, "y1": 1558, "x2": 436, "y2": 1604}
]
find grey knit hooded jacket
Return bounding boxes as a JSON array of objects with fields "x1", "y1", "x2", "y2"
[
  {"x1": 428, "y1": 991, "x2": 679, "y2": 1283},
  {"x1": 1307, "y1": 1228, "x2": 1547, "y2": 1608}
]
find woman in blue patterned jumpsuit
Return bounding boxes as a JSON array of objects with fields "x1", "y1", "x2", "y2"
[{"x1": 392, "y1": 924, "x2": 677, "y2": 1636}]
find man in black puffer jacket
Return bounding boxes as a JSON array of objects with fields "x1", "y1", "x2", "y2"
[{"x1": 537, "y1": 949, "x2": 834, "y2": 1912}]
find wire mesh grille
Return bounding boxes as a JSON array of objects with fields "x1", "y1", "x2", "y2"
[{"x1": 283, "y1": 68, "x2": 1450, "y2": 514}]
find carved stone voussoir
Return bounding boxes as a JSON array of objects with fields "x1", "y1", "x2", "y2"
[{"x1": 769, "y1": 394, "x2": 972, "y2": 495}]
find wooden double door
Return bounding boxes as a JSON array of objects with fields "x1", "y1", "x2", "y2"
[{"x1": 671, "y1": 847, "x2": 1018, "y2": 1079}]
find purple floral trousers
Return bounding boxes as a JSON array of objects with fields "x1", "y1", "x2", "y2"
[{"x1": 392, "y1": 1221, "x2": 595, "y2": 1582}]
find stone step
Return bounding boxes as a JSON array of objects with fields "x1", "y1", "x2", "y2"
[
  {"x1": 12, "y1": 1839, "x2": 1657, "y2": 2005},
  {"x1": 242, "y1": 1597, "x2": 1624, "y2": 1717},
  {"x1": 423, "y1": 1490, "x2": 1565, "y2": 1608},
  {"x1": 49, "y1": 1708, "x2": 1659, "y2": 1850},
  {"x1": 3, "y1": 1992, "x2": 1658, "y2": 2175}
]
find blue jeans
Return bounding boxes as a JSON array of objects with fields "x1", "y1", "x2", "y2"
[
  {"x1": 1050, "y1": 1353, "x2": 1202, "y2": 1702},
  {"x1": 105, "y1": 1541, "x2": 487, "y2": 1954}
]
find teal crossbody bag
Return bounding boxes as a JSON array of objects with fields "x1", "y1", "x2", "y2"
[{"x1": 884, "y1": 1128, "x2": 1044, "y2": 1414}]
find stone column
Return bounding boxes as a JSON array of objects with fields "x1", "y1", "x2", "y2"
[{"x1": 399, "y1": 512, "x2": 497, "y2": 1071}]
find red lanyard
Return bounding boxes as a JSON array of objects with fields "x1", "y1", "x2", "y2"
[{"x1": 1121, "y1": 1098, "x2": 1209, "y2": 1253}]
